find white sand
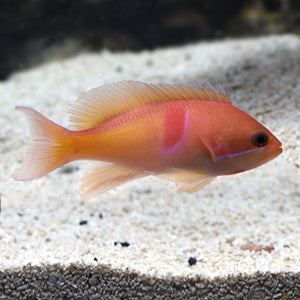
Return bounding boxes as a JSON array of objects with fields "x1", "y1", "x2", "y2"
[{"x1": 0, "y1": 34, "x2": 299, "y2": 298}]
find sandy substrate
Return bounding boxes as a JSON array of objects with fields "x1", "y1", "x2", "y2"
[{"x1": 0, "y1": 35, "x2": 299, "y2": 299}]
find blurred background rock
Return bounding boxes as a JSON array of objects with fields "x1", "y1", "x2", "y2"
[{"x1": 1, "y1": 0, "x2": 299, "y2": 80}]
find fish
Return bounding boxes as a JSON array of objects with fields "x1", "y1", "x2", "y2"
[{"x1": 14, "y1": 80, "x2": 282, "y2": 196}]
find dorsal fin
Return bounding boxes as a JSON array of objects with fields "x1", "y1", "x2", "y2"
[{"x1": 69, "y1": 80, "x2": 232, "y2": 130}]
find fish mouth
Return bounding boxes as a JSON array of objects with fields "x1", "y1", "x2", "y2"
[
  {"x1": 273, "y1": 138, "x2": 283, "y2": 156},
  {"x1": 273, "y1": 145, "x2": 283, "y2": 158},
  {"x1": 277, "y1": 140, "x2": 283, "y2": 154}
]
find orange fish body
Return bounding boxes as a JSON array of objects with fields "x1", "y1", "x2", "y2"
[{"x1": 15, "y1": 81, "x2": 282, "y2": 196}]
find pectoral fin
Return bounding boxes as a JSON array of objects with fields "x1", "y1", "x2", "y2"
[
  {"x1": 81, "y1": 164, "x2": 145, "y2": 197},
  {"x1": 160, "y1": 169, "x2": 215, "y2": 192}
]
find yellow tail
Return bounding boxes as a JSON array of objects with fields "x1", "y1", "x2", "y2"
[{"x1": 14, "y1": 106, "x2": 70, "y2": 181}]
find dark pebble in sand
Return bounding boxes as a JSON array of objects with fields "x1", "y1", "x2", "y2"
[
  {"x1": 115, "y1": 66, "x2": 123, "y2": 73},
  {"x1": 188, "y1": 257, "x2": 197, "y2": 266},
  {"x1": 114, "y1": 241, "x2": 130, "y2": 247},
  {"x1": 60, "y1": 165, "x2": 79, "y2": 174}
]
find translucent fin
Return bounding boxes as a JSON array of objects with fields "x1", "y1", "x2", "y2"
[
  {"x1": 160, "y1": 168, "x2": 215, "y2": 192},
  {"x1": 176, "y1": 177, "x2": 215, "y2": 192},
  {"x1": 14, "y1": 106, "x2": 69, "y2": 180},
  {"x1": 81, "y1": 164, "x2": 145, "y2": 197},
  {"x1": 69, "y1": 81, "x2": 232, "y2": 130}
]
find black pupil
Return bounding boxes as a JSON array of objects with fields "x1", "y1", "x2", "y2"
[
  {"x1": 256, "y1": 135, "x2": 266, "y2": 145},
  {"x1": 252, "y1": 131, "x2": 268, "y2": 147}
]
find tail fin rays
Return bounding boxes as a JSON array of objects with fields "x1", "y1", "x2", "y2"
[{"x1": 14, "y1": 106, "x2": 69, "y2": 181}]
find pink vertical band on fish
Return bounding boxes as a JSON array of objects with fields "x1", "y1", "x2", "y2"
[{"x1": 14, "y1": 81, "x2": 282, "y2": 196}]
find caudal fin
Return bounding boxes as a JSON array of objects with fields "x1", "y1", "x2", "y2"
[{"x1": 14, "y1": 106, "x2": 69, "y2": 180}]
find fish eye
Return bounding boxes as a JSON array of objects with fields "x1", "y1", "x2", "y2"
[{"x1": 251, "y1": 131, "x2": 268, "y2": 147}]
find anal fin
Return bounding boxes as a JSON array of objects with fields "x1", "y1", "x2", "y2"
[
  {"x1": 160, "y1": 168, "x2": 215, "y2": 192},
  {"x1": 82, "y1": 164, "x2": 145, "y2": 197}
]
